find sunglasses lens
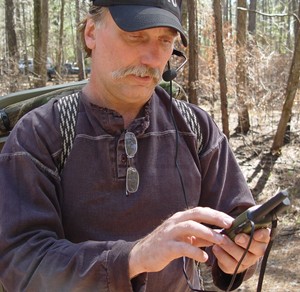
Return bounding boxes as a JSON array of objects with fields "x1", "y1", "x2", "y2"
[
  {"x1": 125, "y1": 132, "x2": 139, "y2": 195},
  {"x1": 125, "y1": 132, "x2": 138, "y2": 158},
  {"x1": 126, "y1": 166, "x2": 139, "y2": 193}
]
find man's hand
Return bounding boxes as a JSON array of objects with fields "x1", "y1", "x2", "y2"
[
  {"x1": 212, "y1": 228, "x2": 271, "y2": 274},
  {"x1": 128, "y1": 207, "x2": 233, "y2": 278}
]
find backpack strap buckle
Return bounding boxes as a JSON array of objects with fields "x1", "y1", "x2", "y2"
[{"x1": 0, "y1": 110, "x2": 10, "y2": 132}]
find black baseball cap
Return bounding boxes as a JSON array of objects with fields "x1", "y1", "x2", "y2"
[{"x1": 91, "y1": 0, "x2": 187, "y2": 46}]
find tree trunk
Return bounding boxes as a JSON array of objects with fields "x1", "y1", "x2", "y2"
[
  {"x1": 235, "y1": 0, "x2": 250, "y2": 134},
  {"x1": 213, "y1": 0, "x2": 230, "y2": 138},
  {"x1": 187, "y1": 0, "x2": 199, "y2": 105},
  {"x1": 248, "y1": 0, "x2": 257, "y2": 34},
  {"x1": 5, "y1": 0, "x2": 19, "y2": 92},
  {"x1": 20, "y1": 2, "x2": 32, "y2": 86},
  {"x1": 76, "y1": 0, "x2": 85, "y2": 81},
  {"x1": 295, "y1": 0, "x2": 300, "y2": 47},
  {"x1": 271, "y1": 22, "x2": 300, "y2": 152},
  {"x1": 14, "y1": 0, "x2": 21, "y2": 50},
  {"x1": 57, "y1": 0, "x2": 65, "y2": 76},
  {"x1": 33, "y1": 0, "x2": 49, "y2": 88},
  {"x1": 181, "y1": 0, "x2": 188, "y2": 29},
  {"x1": 223, "y1": 0, "x2": 228, "y2": 22}
]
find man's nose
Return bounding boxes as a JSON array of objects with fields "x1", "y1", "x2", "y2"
[{"x1": 139, "y1": 42, "x2": 163, "y2": 68}]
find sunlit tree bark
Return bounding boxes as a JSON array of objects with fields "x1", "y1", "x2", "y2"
[
  {"x1": 235, "y1": 0, "x2": 250, "y2": 134},
  {"x1": 33, "y1": 0, "x2": 49, "y2": 87},
  {"x1": 5, "y1": 0, "x2": 19, "y2": 92},
  {"x1": 272, "y1": 22, "x2": 300, "y2": 152},
  {"x1": 213, "y1": 0, "x2": 230, "y2": 138},
  {"x1": 187, "y1": 0, "x2": 199, "y2": 105}
]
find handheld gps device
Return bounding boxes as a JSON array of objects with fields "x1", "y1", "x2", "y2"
[{"x1": 222, "y1": 190, "x2": 290, "y2": 240}]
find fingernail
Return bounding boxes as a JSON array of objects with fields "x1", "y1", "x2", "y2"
[
  {"x1": 236, "y1": 235, "x2": 246, "y2": 244},
  {"x1": 213, "y1": 244, "x2": 221, "y2": 254},
  {"x1": 215, "y1": 233, "x2": 225, "y2": 244},
  {"x1": 223, "y1": 217, "x2": 233, "y2": 227},
  {"x1": 256, "y1": 231, "x2": 265, "y2": 240},
  {"x1": 203, "y1": 252, "x2": 209, "y2": 261}
]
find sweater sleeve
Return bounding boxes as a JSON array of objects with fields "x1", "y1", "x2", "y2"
[
  {"x1": 195, "y1": 107, "x2": 257, "y2": 290},
  {"x1": 0, "y1": 103, "x2": 136, "y2": 292}
]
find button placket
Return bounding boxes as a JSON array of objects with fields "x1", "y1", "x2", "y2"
[{"x1": 116, "y1": 134, "x2": 127, "y2": 178}]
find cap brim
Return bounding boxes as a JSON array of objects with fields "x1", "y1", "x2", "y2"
[{"x1": 109, "y1": 6, "x2": 187, "y2": 47}]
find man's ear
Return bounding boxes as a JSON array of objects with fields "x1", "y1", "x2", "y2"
[{"x1": 85, "y1": 19, "x2": 97, "y2": 50}]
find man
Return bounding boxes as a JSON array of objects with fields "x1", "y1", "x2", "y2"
[{"x1": 0, "y1": 1, "x2": 269, "y2": 291}]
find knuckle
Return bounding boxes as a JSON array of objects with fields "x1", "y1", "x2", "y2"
[{"x1": 239, "y1": 254, "x2": 255, "y2": 267}]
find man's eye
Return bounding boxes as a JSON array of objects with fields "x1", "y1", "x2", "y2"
[
  {"x1": 128, "y1": 34, "x2": 143, "y2": 41},
  {"x1": 163, "y1": 39, "x2": 172, "y2": 44},
  {"x1": 161, "y1": 38, "x2": 173, "y2": 47}
]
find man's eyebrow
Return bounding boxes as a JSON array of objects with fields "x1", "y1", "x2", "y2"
[{"x1": 166, "y1": 28, "x2": 179, "y2": 36}]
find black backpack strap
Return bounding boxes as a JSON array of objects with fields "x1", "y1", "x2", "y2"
[
  {"x1": 173, "y1": 99, "x2": 203, "y2": 154},
  {"x1": 57, "y1": 92, "x2": 80, "y2": 173}
]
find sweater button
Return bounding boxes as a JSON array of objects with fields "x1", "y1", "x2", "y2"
[{"x1": 121, "y1": 154, "x2": 127, "y2": 164}]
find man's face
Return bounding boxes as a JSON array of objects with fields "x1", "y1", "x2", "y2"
[{"x1": 85, "y1": 12, "x2": 178, "y2": 106}]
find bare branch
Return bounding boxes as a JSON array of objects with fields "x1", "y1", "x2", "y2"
[{"x1": 237, "y1": 7, "x2": 300, "y2": 24}]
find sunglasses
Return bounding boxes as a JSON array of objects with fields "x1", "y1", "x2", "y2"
[{"x1": 125, "y1": 131, "x2": 139, "y2": 196}]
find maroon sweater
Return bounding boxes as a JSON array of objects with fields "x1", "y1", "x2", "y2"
[{"x1": 0, "y1": 87, "x2": 254, "y2": 291}]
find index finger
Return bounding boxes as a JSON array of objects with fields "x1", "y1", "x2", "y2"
[{"x1": 171, "y1": 207, "x2": 234, "y2": 229}]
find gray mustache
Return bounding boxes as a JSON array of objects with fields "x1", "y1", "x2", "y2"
[{"x1": 112, "y1": 65, "x2": 161, "y2": 83}]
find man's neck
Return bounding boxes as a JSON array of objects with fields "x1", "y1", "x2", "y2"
[{"x1": 82, "y1": 83, "x2": 147, "y2": 128}]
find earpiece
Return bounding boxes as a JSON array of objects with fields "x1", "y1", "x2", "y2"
[{"x1": 162, "y1": 49, "x2": 187, "y2": 82}]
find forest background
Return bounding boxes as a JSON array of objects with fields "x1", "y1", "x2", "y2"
[{"x1": 0, "y1": 0, "x2": 300, "y2": 291}]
